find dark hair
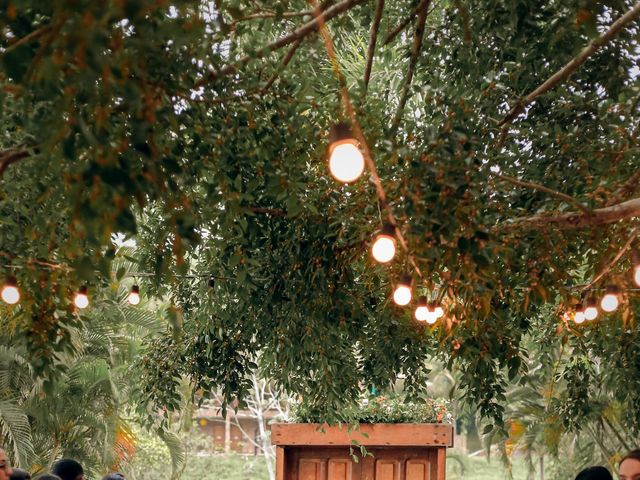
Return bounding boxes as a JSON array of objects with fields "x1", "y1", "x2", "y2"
[
  {"x1": 101, "y1": 474, "x2": 125, "y2": 480},
  {"x1": 621, "y1": 449, "x2": 640, "y2": 466},
  {"x1": 9, "y1": 468, "x2": 31, "y2": 480},
  {"x1": 33, "y1": 475, "x2": 62, "y2": 480},
  {"x1": 51, "y1": 459, "x2": 83, "y2": 480},
  {"x1": 575, "y1": 466, "x2": 613, "y2": 480}
]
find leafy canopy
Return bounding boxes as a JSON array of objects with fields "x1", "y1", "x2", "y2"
[{"x1": 1, "y1": 0, "x2": 640, "y2": 438}]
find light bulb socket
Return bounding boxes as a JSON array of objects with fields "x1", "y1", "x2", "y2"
[
  {"x1": 427, "y1": 301, "x2": 437, "y2": 311},
  {"x1": 379, "y1": 223, "x2": 395, "y2": 238},
  {"x1": 398, "y1": 274, "x2": 412, "y2": 288},
  {"x1": 585, "y1": 297, "x2": 598, "y2": 309},
  {"x1": 329, "y1": 122, "x2": 355, "y2": 145},
  {"x1": 605, "y1": 284, "x2": 621, "y2": 295},
  {"x1": 5, "y1": 275, "x2": 17, "y2": 287},
  {"x1": 208, "y1": 278, "x2": 215, "y2": 288},
  {"x1": 78, "y1": 285, "x2": 88, "y2": 295},
  {"x1": 131, "y1": 285, "x2": 140, "y2": 294},
  {"x1": 417, "y1": 296, "x2": 428, "y2": 307}
]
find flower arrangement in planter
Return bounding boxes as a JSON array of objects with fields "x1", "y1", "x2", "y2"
[{"x1": 289, "y1": 393, "x2": 453, "y2": 425}]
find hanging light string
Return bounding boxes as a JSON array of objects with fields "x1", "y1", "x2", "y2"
[
  {"x1": 309, "y1": 0, "x2": 423, "y2": 280},
  {"x1": 0, "y1": 262, "x2": 226, "y2": 308}
]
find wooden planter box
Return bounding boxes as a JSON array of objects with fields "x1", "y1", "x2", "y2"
[{"x1": 271, "y1": 423, "x2": 454, "y2": 480}]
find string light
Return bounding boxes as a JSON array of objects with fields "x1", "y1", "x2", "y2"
[
  {"x1": 371, "y1": 224, "x2": 396, "y2": 263},
  {"x1": 600, "y1": 285, "x2": 621, "y2": 313},
  {"x1": 327, "y1": 123, "x2": 364, "y2": 183},
  {"x1": 1, "y1": 276, "x2": 20, "y2": 305},
  {"x1": 425, "y1": 302, "x2": 439, "y2": 324},
  {"x1": 634, "y1": 252, "x2": 640, "y2": 287},
  {"x1": 574, "y1": 308, "x2": 586, "y2": 324},
  {"x1": 415, "y1": 296, "x2": 430, "y2": 321},
  {"x1": 584, "y1": 297, "x2": 599, "y2": 321},
  {"x1": 74, "y1": 286, "x2": 89, "y2": 309},
  {"x1": 434, "y1": 303, "x2": 445, "y2": 319},
  {"x1": 393, "y1": 274, "x2": 412, "y2": 306},
  {"x1": 128, "y1": 285, "x2": 141, "y2": 306}
]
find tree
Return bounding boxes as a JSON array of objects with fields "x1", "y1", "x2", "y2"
[{"x1": 1, "y1": 0, "x2": 640, "y2": 445}]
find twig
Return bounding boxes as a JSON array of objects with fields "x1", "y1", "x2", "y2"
[
  {"x1": 1, "y1": 25, "x2": 51, "y2": 56},
  {"x1": 196, "y1": 0, "x2": 366, "y2": 87},
  {"x1": 0, "y1": 150, "x2": 31, "y2": 177},
  {"x1": 383, "y1": 0, "x2": 430, "y2": 45},
  {"x1": 499, "y1": 1, "x2": 640, "y2": 127},
  {"x1": 583, "y1": 227, "x2": 638, "y2": 290},
  {"x1": 310, "y1": 0, "x2": 424, "y2": 279},
  {"x1": 491, "y1": 172, "x2": 591, "y2": 215},
  {"x1": 248, "y1": 207, "x2": 287, "y2": 217},
  {"x1": 390, "y1": 0, "x2": 431, "y2": 132},
  {"x1": 261, "y1": 38, "x2": 304, "y2": 93},
  {"x1": 234, "y1": 10, "x2": 314, "y2": 22},
  {"x1": 606, "y1": 171, "x2": 640, "y2": 207},
  {"x1": 498, "y1": 197, "x2": 640, "y2": 230},
  {"x1": 363, "y1": 0, "x2": 385, "y2": 92}
]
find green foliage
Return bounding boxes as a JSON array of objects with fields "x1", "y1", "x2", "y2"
[
  {"x1": 291, "y1": 393, "x2": 452, "y2": 425},
  {"x1": 1, "y1": 0, "x2": 640, "y2": 454}
]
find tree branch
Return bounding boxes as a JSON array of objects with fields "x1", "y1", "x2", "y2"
[
  {"x1": 383, "y1": 0, "x2": 430, "y2": 45},
  {"x1": 248, "y1": 207, "x2": 287, "y2": 217},
  {"x1": 234, "y1": 10, "x2": 314, "y2": 22},
  {"x1": 583, "y1": 227, "x2": 638, "y2": 290},
  {"x1": 390, "y1": 0, "x2": 431, "y2": 132},
  {"x1": 491, "y1": 172, "x2": 591, "y2": 215},
  {"x1": 261, "y1": 38, "x2": 304, "y2": 93},
  {"x1": 196, "y1": 0, "x2": 366, "y2": 86},
  {"x1": 499, "y1": 1, "x2": 640, "y2": 127},
  {"x1": 500, "y1": 197, "x2": 640, "y2": 230},
  {"x1": 606, "y1": 171, "x2": 640, "y2": 207},
  {"x1": 363, "y1": 0, "x2": 385, "y2": 92},
  {"x1": 1, "y1": 25, "x2": 51, "y2": 56},
  {"x1": 0, "y1": 150, "x2": 32, "y2": 177}
]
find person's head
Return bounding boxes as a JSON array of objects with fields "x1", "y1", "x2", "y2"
[
  {"x1": 0, "y1": 449, "x2": 13, "y2": 480},
  {"x1": 50, "y1": 460, "x2": 83, "y2": 480},
  {"x1": 101, "y1": 474, "x2": 125, "y2": 480},
  {"x1": 620, "y1": 450, "x2": 640, "y2": 480},
  {"x1": 33, "y1": 475, "x2": 62, "y2": 480},
  {"x1": 575, "y1": 466, "x2": 613, "y2": 480},
  {"x1": 9, "y1": 468, "x2": 31, "y2": 480}
]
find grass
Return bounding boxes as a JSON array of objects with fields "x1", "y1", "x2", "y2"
[{"x1": 447, "y1": 452, "x2": 529, "y2": 480}]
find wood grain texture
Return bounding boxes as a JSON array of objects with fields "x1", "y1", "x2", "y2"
[{"x1": 271, "y1": 423, "x2": 454, "y2": 447}]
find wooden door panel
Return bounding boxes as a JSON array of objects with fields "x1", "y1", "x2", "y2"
[
  {"x1": 328, "y1": 459, "x2": 352, "y2": 480},
  {"x1": 374, "y1": 460, "x2": 400, "y2": 480},
  {"x1": 299, "y1": 459, "x2": 323, "y2": 480},
  {"x1": 406, "y1": 460, "x2": 429, "y2": 480}
]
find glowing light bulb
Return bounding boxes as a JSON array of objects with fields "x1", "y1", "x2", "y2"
[
  {"x1": 128, "y1": 285, "x2": 141, "y2": 306},
  {"x1": 426, "y1": 302, "x2": 440, "y2": 324},
  {"x1": 372, "y1": 224, "x2": 396, "y2": 263},
  {"x1": 600, "y1": 285, "x2": 620, "y2": 313},
  {"x1": 584, "y1": 298, "x2": 598, "y2": 321},
  {"x1": 574, "y1": 310, "x2": 586, "y2": 324},
  {"x1": 328, "y1": 123, "x2": 364, "y2": 183},
  {"x1": 434, "y1": 305, "x2": 445, "y2": 319},
  {"x1": 74, "y1": 286, "x2": 89, "y2": 309},
  {"x1": 1, "y1": 276, "x2": 20, "y2": 305},
  {"x1": 415, "y1": 297, "x2": 429, "y2": 321},
  {"x1": 393, "y1": 274, "x2": 412, "y2": 306},
  {"x1": 635, "y1": 265, "x2": 640, "y2": 287}
]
